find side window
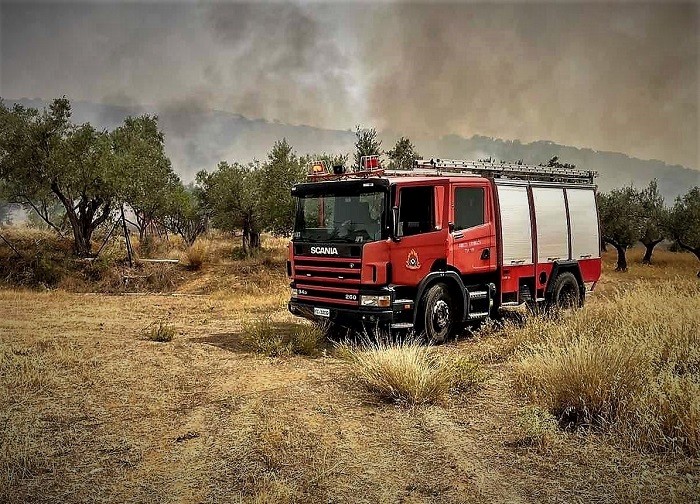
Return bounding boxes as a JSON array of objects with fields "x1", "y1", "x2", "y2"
[
  {"x1": 399, "y1": 186, "x2": 435, "y2": 236},
  {"x1": 454, "y1": 187, "x2": 485, "y2": 231}
]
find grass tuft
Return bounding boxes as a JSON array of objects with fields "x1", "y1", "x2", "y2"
[
  {"x1": 183, "y1": 240, "x2": 209, "y2": 271},
  {"x1": 340, "y1": 336, "x2": 483, "y2": 406},
  {"x1": 144, "y1": 322, "x2": 176, "y2": 343},
  {"x1": 515, "y1": 405, "x2": 559, "y2": 449}
]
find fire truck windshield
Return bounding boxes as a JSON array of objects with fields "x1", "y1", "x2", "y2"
[{"x1": 294, "y1": 191, "x2": 386, "y2": 243}]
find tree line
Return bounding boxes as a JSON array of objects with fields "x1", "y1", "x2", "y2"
[
  {"x1": 2, "y1": 98, "x2": 699, "y2": 276},
  {"x1": 598, "y1": 181, "x2": 700, "y2": 275},
  {"x1": 0, "y1": 99, "x2": 412, "y2": 257}
]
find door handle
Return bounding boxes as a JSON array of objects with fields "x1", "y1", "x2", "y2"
[{"x1": 481, "y1": 248, "x2": 490, "y2": 260}]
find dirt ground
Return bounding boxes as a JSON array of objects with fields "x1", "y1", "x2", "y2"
[{"x1": 1, "y1": 247, "x2": 699, "y2": 503}]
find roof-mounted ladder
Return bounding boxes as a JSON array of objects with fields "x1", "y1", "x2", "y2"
[{"x1": 387, "y1": 158, "x2": 597, "y2": 185}]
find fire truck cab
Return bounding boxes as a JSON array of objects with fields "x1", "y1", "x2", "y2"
[{"x1": 287, "y1": 157, "x2": 601, "y2": 341}]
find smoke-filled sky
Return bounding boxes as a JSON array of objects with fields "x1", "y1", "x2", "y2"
[{"x1": 1, "y1": 0, "x2": 698, "y2": 169}]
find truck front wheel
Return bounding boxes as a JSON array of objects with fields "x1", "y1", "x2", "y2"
[
  {"x1": 420, "y1": 283, "x2": 456, "y2": 343},
  {"x1": 548, "y1": 272, "x2": 582, "y2": 310}
]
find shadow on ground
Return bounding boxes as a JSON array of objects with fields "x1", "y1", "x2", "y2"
[{"x1": 191, "y1": 321, "x2": 325, "y2": 354}]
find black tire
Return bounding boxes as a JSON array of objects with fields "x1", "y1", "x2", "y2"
[
  {"x1": 548, "y1": 272, "x2": 582, "y2": 310},
  {"x1": 419, "y1": 283, "x2": 456, "y2": 343}
]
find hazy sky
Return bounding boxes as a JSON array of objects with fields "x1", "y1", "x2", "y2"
[{"x1": 1, "y1": 0, "x2": 698, "y2": 169}]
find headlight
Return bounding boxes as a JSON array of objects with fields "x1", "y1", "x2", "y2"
[
  {"x1": 360, "y1": 295, "x2": 391, "y2": 308},
  {"x1": 290, "y1": 288, "x2": 298, "y2": 298}
]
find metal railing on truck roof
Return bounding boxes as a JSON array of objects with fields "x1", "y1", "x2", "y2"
[
  {"x1": 401, "y1": 159, "x2": 597, "y2": 185},
  {"x1": 306, "y1": 156, "x2": 597, "y2": 185}
]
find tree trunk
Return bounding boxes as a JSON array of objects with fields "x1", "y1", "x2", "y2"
[
  {"x1": 250, "y1": 230, "x2": 261, "y2": 250},
  {"x1": 614, "y1": 245, "x2": 627, "y2": 272},
  {"x1": 677, "y1": 241, "x2": 700, "y2": 278},
  {"x1": 641, "y1": 239, "x2": 663, "y2": 265},
  {"x1": 604, "y1": 237, "x2": 627, "y2": 272}
]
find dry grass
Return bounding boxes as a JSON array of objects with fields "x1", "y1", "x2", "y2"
[
  {"x1": 514, "y1": 405, "x2": 560, "y2": 449},
  {"x1": 341, "y1": 336, "x2": 484, "y2": 406},
  {"x1": 512, "y1": 279, "x2": 700, "y2": 455},
  {"x1": 144, "y1": 321, "x2": 176, "y2": 342},
  {"x1": 1, "y1": 237, "x2": 699, "y2": 502},
  {"x1": 182, "y1": 239, "x2": 209, "y2": 271}
]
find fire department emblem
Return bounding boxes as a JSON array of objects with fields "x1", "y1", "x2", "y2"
[{"x1": 406, "y1": 249, "x2": 421, "y2": 270}]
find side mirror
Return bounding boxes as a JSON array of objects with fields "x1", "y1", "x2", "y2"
[{"x1": 392, "y1": 205, "x2": 401, "y2": 240}]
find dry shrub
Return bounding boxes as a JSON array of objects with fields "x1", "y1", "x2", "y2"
[
  {"x1": 243, "y1": 317, "x2": 326, "y2": 357},
  {"x1": 515, "y1": 405, "x2": 559, "y2": 449},
  {"x1": 291, "y1": 324, "x2": 327, "y2": 356},
  {"x1": 183, "y1": 240, "x2": 209, "y2": 271},
  {"x1": 144, "y1": 321, "x2": 176, "y2": 342},
  {"x1": 341, "y1": 336, "x2": 483, "y2": 406},
  {"x1": 513, "y1": 280, "x2": 700, "y2": 455}
]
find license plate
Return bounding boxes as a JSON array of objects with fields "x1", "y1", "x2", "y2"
[{"x1": 313, "y1": 307, "x2": 330, "y2": 318}]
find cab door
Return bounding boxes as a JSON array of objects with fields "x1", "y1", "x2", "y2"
[
  {"x1": 449, "y1": 181, "x2": 496, "y2": 274},
  {"x1": 389, "y1": 182, "x2": 449, "y2": 286}
]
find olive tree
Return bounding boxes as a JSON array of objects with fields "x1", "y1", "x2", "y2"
[
  {"x1": 387, "y1": 137, "x2": 420, "y2": 170},
  {"x1": 638, "y1": 179, "x2": 667, "y2": 264},
  {"x1": 199, "y1": 162, "x2": 262, "y2": 254},
  {"x1": 112, "y1": 115, "x2": 178, "y2": 243},
  {"x1": 0, "y1": 98, "x2": 123, "y2": 256},
  {"x1": 598, "y1": 187, "x2": 643, "y2": 272},
  {"x1": 162, "y1": 182, "x2": 209, "y2": 246},
  {"x1": 354, "y1": 126, "x2": 382, "y2": 169},
  {"x1": 668, "y1": 186, "x2": 700, "y2": 277},
  {"x1": 258, "y1": 139, "x2": 306, "y2": 236}
]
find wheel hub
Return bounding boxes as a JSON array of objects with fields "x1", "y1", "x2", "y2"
[{"x1": 432, "y1": 300, "x2": 450, "y2": 330}]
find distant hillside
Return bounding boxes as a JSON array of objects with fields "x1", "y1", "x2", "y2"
[{"x1": 7, "y1": 98, "x2": 699, "y2": 202}]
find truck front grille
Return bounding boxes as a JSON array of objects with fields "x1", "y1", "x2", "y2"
[{"x1": 293, "y1": 256, "x2": 361, "y2": 306}]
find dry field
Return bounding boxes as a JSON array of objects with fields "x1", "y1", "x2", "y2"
[{"x1": 1, "y1": 234, "x2": 699, "y2": 503}]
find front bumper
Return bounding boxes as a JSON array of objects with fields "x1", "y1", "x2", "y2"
[{"x1": 288, "y1": 299, "x2": 410, "y2": 329}]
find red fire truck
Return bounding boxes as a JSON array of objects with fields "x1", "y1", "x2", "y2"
[{"x1": 287, "y1": 157, "x2": 602, "y2": 341}]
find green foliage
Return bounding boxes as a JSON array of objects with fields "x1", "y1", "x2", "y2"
[
  {"x1": 669, "y1": 187, "x2": 700, "y2": 250},
  {"x1": 162, "y1": 183, "x2": 208, "y2": 246},
  {"x1": 387, "y1": 136, "x2": 420, "y2": 170},
  {"x1": 598, "y1": 187, "x2": 643, "y2": 249},
  {"x1": 258, "y1": 139, "x2": 306, "y2": 236},
  {"x1": 354, "y1": 126, "x2": 382, "y2": 169},
  {"x1": 638, "y1": 180, "x2": 668, "y2": 256},
  {"x1": 201, "y1": 139, "x2": 310, "y2": 252},
  {"x1": 198, "y1": 161, "x2": 260, "y2": 253},
  {"x1": 0, "y1": 98, "x2": 177, "y2": 257},
  {"x1": 112, "y1": 115, "x2": 180, "y2": 240},
  {"x1": 312, "y1": 152, "x2": 349, "y2": 170}
]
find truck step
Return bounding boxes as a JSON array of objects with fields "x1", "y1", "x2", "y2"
[
  {"x1": 468, "y1": 290, "x2": 488, "y2": 300},
  {"x1": 390, "y1": 322, "x2": 414, "y2": 329},
  {"x1": 500, "y1": 301, "x2": 521, "y2": 307},
  {"x1": 468, "y1": 311, "x2": 489, "y2": 320}
]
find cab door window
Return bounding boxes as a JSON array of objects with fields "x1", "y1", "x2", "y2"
[
  {"x1": 399, "y1": 186, "x2": 434, "y2": 236},
  {"x1": 454, "y1": 187, "x2": 485, "y2": 231}
]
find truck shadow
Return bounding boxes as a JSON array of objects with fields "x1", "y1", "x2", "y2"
[{"x1": 190, "y1": 321, "x2": 327, "y2": 355}]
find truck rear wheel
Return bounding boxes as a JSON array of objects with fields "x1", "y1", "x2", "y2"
[
  {"x1": 420, "y1": 283, "x2": 456, "y2": 343},
  {"x1": 548, "y1": 272, "x2": 581, "y2": 310}
]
